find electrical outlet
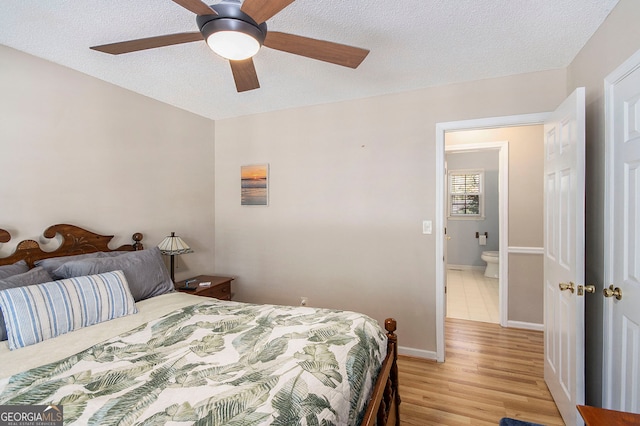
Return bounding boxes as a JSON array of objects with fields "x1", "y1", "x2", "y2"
[{"x1": 300, "y1": 297, "x2": 308, "y2": 306}]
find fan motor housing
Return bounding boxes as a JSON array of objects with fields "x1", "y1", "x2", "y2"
[{"x1": 197, "y1": 3, "x2": 268, "y2": 46}]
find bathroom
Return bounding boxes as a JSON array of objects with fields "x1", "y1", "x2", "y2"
[{"x1": 445, "y1": 148, "x2": 500, "y2": 323}]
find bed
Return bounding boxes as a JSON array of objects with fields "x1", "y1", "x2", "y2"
[{"x1": 0, "y1": 224, "x2": 400, "y2": 425}]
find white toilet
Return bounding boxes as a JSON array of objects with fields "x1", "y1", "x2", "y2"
[{"x1": 481, "y1": 251, "x2": 499, "y2": 278}]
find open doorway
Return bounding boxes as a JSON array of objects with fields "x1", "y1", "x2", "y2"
[
  {"x1": 435, "y1": 113, "x2": 548, "y2": 362},
  {"x1": 445, "y1": 143, "x2": 503, "y2": 324}
]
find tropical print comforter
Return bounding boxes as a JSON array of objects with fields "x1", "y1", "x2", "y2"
[{"x1": 0, "y1": 300, "x2": 386, "y2": 425}]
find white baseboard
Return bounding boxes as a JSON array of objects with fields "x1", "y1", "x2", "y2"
[
  {"x1": 446, "y1": 264, "x2": 484, "y2": 271},
  {"x1": 398, "y1": 346, "x2": 438, "y2": 360},
  {"x1": 506, "y1": 320, "x2": 543, "y2": 331}
]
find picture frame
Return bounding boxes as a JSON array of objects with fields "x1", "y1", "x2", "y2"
[{"x1": 241, "y1": 164, "x2": 269, "y2": 206}]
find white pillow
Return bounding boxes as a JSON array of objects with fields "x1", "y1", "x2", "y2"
[{"x1": 0, "y1": 270, "x2": 137, "y2": 350}]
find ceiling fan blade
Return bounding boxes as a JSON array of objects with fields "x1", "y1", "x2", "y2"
[
  {"x1": 264, "y1": 32, "x2": 369, "y2": 69},
  {"x1": 230, "y1": 58, "x2": 260, "y2": 92},
  {"x1": 241, "y1": 0, "x2": 294, "y2": 24},
  {"x1": 171, "y1": 0, "x2": 217, "y2": 16},
  {"x1": 90, "y1": 32, "x2": 204, "y2": 55}
]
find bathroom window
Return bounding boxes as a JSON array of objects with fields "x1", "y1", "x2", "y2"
[{"x1": 448, "y1": 169, "x2": 484, "y2": 219}]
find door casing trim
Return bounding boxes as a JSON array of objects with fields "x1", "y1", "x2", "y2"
[{"x1": 435, "y1": 112, "x2": 550, "y2": 362}]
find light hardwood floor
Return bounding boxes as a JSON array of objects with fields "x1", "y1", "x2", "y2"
[{"x1": 397, "y1": 318, "x2": 564, "y2": 425}]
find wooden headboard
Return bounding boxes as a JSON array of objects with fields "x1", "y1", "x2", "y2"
[{"x1": 0, "y1": 224, "x2": 143, "y2": 268}]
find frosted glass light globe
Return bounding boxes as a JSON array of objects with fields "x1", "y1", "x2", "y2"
[{"x1": 207, "y1": 31, "x2": 260, "y2": 61}]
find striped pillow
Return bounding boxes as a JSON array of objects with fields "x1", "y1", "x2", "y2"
[{"x1": 0, "y1": 270, "x2": 137, "y2": 350}]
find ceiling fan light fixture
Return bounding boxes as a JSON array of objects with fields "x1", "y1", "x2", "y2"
[
  {"x1": 90, "y1": 0, "x2": 369, "y2": 93},
  {"x1": 207, "y1": 30, "x2": 260, "y2": 60},
  {"x1": 200, "y1": 18, "x2": 266, "y2": 61}
]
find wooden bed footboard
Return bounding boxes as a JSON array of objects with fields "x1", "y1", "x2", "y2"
[{"x1": 361, "y1": 318, "x2": 400, "y2": 426}]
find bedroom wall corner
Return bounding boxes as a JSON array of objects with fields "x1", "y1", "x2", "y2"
[{"x1": 0, "y1": 45, "x2": 216, "y2": 282}]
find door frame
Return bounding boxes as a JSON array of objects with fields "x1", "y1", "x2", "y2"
[
  {"x1": 435, "y1": 112, "x2": 550, "y2": 361},
  {"x1": 445, "y1": 141, "x2": 509, "y2": 327}
]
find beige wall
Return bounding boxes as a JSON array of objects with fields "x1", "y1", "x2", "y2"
[
  {"x1": 0, "y1": 45, "x2": 216, "y2": 281},
  {"x1": 215, "y1": 71, "x2": 565, "y2": 354},
  {"x1": 0, "y1": 0, "x2": 637, "y2": 399},
  {"x1": 446, "y1": 125, "x2": 545, "y2": 324},
  {"x1": 567, "y1": 0, "x2": 640, "y2": 407}
]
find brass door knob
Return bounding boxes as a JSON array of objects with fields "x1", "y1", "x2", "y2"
[
  {"x1": 559, "y1": 282, "x2": 575, "y2": 293},
  {"x1": 578, "y1": 285, "x2": 596, "y2": 296},
  {"x1": 603, "y1": 285, "x2": 623, "y2": 300}
]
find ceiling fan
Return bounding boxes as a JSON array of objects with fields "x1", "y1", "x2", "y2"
[{"x1": 90, "y1": 0, "x2": 370, "y2": 92}]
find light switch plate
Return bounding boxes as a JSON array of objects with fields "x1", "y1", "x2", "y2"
[{"x1": 423, "y1": 220, "x2": 432, "y2": 234}]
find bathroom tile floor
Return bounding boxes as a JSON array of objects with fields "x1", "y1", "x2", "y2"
[{"x1": 446, "y1": 268, "x2": 499, "y2": 323}]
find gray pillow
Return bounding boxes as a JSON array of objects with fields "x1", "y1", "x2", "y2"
[
  {"x1": 0, "y1": 260, "x2": 29, "y2": 280},
  {"x1": 53, "y1": 247, "x2": 173, "y2": 302},
  {"x1": 0, "y1": 266, "x2": 54, "y2": 341},
  {"x1": 36, "y1": 251, "x2": 131, "y2": 279}
]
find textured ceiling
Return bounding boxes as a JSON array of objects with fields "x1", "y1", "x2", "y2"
[{"x1": 1, "y1": 0, "x2": 619, "y2": 120}]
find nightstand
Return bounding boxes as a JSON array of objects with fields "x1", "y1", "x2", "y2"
[{"x1": 174, "y1": 275, "x2": 234, "y2": 300}]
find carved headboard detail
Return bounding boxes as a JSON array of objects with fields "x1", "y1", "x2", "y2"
[
  {"x1": 0, "y1": 229, "x2": 9, "y2": 244},
  {"x1": 0, "y1": 224, "x2": 143, "y2": 268}
]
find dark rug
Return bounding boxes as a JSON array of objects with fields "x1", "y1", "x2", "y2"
[{"x1": 499, "y1": 418, "x2": 544, "y2": 426}]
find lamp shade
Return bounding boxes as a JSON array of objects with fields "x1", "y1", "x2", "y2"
[{"x1": 158, "y1": 232, "x2": 194, "y2": 255}]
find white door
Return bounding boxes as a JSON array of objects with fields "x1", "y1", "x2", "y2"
[
  {"x1": 603, "y1": 50, "x2": 640, "y2": 413},
  {"x1": 543, "y1": 87, "x2": 586, "y2": 426}
]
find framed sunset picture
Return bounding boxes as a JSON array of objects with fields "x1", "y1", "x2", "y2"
[{"x1": 241, "y1": 164, "x2": 269, "y2": 206}]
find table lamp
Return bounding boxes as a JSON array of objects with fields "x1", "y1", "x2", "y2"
[{"x1": 158, "y1": 232, "x2": 193, "y2": 282}]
